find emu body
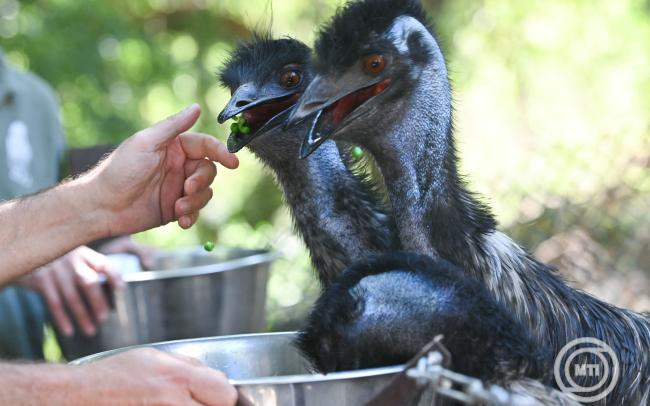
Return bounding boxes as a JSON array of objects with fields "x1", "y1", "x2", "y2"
[
  {"x1": 297, "y1": 253, "x2": 581, "y2": 406},
  {"x1": 218, "y1": 36, "x2": 395, "y2": 287},
  {"x1": 298, "y1": 253, "x2": 545, "y2": 381},
  {"x1": 288, "y1": 0, "x2": 650, "y2": 403}
]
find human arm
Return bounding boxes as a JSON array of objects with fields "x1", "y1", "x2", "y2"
[
  {"x1": 0, "y1": 348, "x2": 238, "y2": 406},
  {"x1": 0, "y1": 104, "x2": 238, "y2": 284}
]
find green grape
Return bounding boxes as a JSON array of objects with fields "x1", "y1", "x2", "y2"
[
  {"x1": 230, "y1": 123, "x2": 240, "y2": 133},
  {"x1": 203, "y1": 241, "x2": 215, "y2": 252},
  {"x1": 351, "y1": 146, "x2": 363, "y2": 159}
]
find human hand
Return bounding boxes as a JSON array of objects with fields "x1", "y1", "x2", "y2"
[
  {"x1": 74, "y1": 348, "x2": 237, "y2": 406},
  {"x1": 88, "y1": 104, "x2": 239, "y2": 237},
  {"x1": 18, "y1": 246, "x2": 123, "y2": 337},
  {"x1": 98, "y1": 236, "x2": 156, "y2": 270}
]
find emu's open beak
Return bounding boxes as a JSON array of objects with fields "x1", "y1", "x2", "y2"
[
  {"x1": 226, "y1": 108, "x2": 291, "y2": 153},
  {"x1": 219, "y1": 83, "x2": 300, "y2": 153},
  {"x1": 285, "y1": 74, "x2": 389, "y2": 159},
  {"x1": 284, "y1": 76, "x2": 333, "y2": 127}
]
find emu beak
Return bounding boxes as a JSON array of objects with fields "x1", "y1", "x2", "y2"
[
  {"x1": 218, "y1": 83, "x2": 257, "y2": 124},
  {"x1": 220, "y1": 83, "x2": 299, "y2": 153},
  {"x1": 287, "y1": 75, "x2": 345, "y2": 159},
  {"x1": 299, "y1": 110, "x2": 326, "y2": 159},
  {"x1": 284, "y1": 76, "x2": 333, "y2": 129},
  {"x1": 287, "y1": 74, "x2": 387, "y2": 159}
]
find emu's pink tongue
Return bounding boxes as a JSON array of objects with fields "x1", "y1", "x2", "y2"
[
  {"x1": 330, "y1": 80, "x2": 391, "y2": 125},
  {"x1": 242, "y1": 93, "x2": 302, "y2": 133}
]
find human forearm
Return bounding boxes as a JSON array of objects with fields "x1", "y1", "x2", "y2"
[
  {"x1": 0, "y1": 363, "x2": 79, "y2": 406},
  {"x1": 0, "y1": 177, "x2": 106, "y2": 284}
]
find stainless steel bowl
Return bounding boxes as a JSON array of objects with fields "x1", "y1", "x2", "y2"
[
  {"x1": 58, "y1": 247, "x2": 276, "y2": 360},
  {"x1": 72, "y1": 332, "x2": 419, "y2": 406}
]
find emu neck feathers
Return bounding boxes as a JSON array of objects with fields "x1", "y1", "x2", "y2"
[
  {"x1": 366, "y1": 65, "x2": 492, "y2": 258},
  {"x1": 253, "y1": 140, "x2": 392, "y2": 287}
]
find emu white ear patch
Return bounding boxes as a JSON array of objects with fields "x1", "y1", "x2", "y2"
[
  {"x1": 385, "y1": 16, "x2": 436, "y2": 55},
  {"x1": 5, "y1": 120, "x2": 34, "y2": 188}
]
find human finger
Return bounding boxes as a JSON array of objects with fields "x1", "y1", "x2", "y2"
[
  {"x1": 53, "y1": 265, "x2": 96, "y2": 336},
  {"x1": 75, "y1": 261, "x2": 110, "y2": 323},
  {"x1": 145, "y1": 104, "x2": 202, "y2": 148},
  {"x1": 179, "y1": 133, "x2": 239, "y2": 169},
  {"x1": 178, "y1": 211, "x2": 200, "y2": 230},
  {"x1": 184, "y1": 159, "x2": 217, "y2": 195},
  {"x1": 175, "y1": 187, "x2": 213, "y2": 219},
  {"x1": 78, "y1": 246, "x2": 109, "y2": 265},
  {"x1": 39, "y1": 267, "x2": 74, "y2": 336},
  {"x1": 77, "y1": 246, "x2": 125, "y2": 292},
  {"x1": 187, "y1": 367, "x2": 238, "y2": 406},
  {"x1": 103, "y1": 264, "x2": 125, "y2": 290}
]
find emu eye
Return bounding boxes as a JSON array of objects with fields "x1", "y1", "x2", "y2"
[
  {"x1": 363, "y1": 54, "x2": 386, "y2": 75},
  {"x1": 280, "y1": 70, "x2": 302, "y2": 88}
]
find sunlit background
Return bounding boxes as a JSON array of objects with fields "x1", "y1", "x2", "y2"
[{"x1": 2, "y1": 0, "x2": 650, "y2": 331}]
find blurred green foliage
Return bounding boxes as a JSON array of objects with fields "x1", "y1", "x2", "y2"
[{"x1": 2, "y1": 0, "x2": 650, "y2": 328}]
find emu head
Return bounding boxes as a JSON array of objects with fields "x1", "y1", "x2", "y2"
[
  {"x1": 284, "y1": 0, "x2": 450, "y2": 159},
  {"x1": 218, "y1": 35, "x2": 312, "y2": 153}
]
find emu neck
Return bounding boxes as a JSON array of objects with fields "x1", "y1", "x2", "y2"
[
  {"x1": 251, "y1": 136, "x2": 393, "y2": 287},
  {"x1": 366, "y1": 67, "x2": 494, "y2": 266}
]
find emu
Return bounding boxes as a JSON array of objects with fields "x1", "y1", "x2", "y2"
[
  {"x1": 217, "y1": 35, "x2": 395, "y2": 287},
  {"x1": 287, "y1": 0, "x2": 650, "y2": 404},
  {"x1": 220, "y1": 35, "x2": 578, "y2": 405}
]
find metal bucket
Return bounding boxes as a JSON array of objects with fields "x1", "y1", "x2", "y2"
[
  {"x1": 72, "y1": 332, "x2": 415, "y2": 406},
  {"x1": 57, "y1": 247, "x2": 276, "y2": 360}
]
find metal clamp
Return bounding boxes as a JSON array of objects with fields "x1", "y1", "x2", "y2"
[{"x1": 405, "y1": 349, "x2": 537, "y2": 406}]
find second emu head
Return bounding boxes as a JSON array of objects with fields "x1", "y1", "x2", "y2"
[{"x1": 284, "y1": 0, "x2": 451, "y2": 159}]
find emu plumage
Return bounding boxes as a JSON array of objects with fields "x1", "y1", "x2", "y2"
[
  {"x1": 218, "y1": 36, "x2": 395, "y2": 287},
  {"x1": 288, "y1": 0, "x2": 650, "y2": 404},
  {"x1": 298, "y1": 252, "x2": 545, "y2": 381}
]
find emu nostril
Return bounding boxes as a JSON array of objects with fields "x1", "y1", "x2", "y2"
[{"x1": 236, "y1": 100, "x2": 252, "y2": 108}]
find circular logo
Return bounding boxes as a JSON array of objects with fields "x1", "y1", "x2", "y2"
[{"x1": 554, "y1": 337, "x2": 620, "y2": 403}]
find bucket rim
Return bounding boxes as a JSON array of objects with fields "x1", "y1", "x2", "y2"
[
  {"x1": 121, "y1": 248, "x2": 279, "y2": 282},
  {"x1": 70, "y1": 331, "x2": 405, "y2": 385}
]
